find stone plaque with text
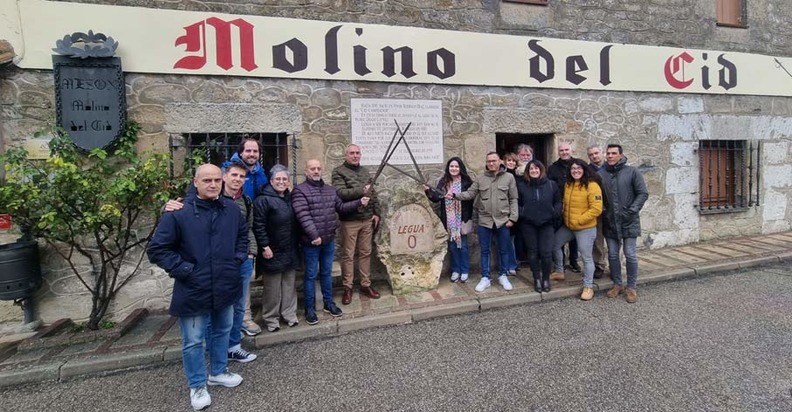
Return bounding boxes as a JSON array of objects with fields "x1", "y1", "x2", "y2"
[
  {"x1": 351, "y1": 98, "x2": 443, "y2": 166},
  {"x1": 390, "y1": 204, "x2": 436, "y2": 255}
]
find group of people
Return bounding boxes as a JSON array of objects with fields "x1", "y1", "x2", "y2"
[
  {"x1": 145, "y1": 138, "x2": 647, "y2": 411},
  {"x1": 424, "y1": 143, "x2": 648, "y2": 304},
  {"x1": 146, "y1": 140, "x2": 382, "y2": 410}
]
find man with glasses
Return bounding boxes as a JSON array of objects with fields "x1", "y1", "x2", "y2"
[{"x1": 451, "y1": 152, "x2": 518, "y2": 292}]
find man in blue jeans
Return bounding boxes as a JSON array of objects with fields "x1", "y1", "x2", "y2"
[
  {"x1": 164, "y1": 161, "x2": 260, "y2": 362},
  {"x1": 452, "y1": 152, "x2": 518, "y2": 293},
  {"x1": 292, "y1": 159, "x2": 367, "y2": 325},
  {"x1": 148, "y1": 164, "x2": 249, "y2": 410},
  {"x1": 598, "y1": 144, "x2": 648, "y2": 303}
]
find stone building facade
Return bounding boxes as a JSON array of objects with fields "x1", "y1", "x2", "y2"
[{"x1": 1, "y1": 0, "x2": 791, "y2": 323}]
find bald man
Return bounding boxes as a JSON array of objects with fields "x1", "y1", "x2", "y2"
[
  {"x1": 148, "y1": 164, "x2": 249, "y2": 410},
  {"x1": 292, "y1": 159, "x2": 367, "y2": 325}
]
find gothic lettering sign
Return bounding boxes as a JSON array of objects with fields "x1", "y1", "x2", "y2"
[
  {"x1": 6, "y1": 0, "x2": 792, "y2": 96},
  {"x1": 52, "y1": 55, "x2": 126, "y2": 150},
  {"x1": 390, "y1": 204, "x2": 435, "y2": 255}
]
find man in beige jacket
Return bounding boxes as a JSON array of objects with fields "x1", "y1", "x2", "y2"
[{"x1": 451, "y1": 152, "x2": 518, "y2": 292}]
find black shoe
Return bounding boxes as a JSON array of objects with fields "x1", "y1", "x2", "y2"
[
  {"x1": 305, "y1": 310, "x2": 319, "y2": 325},
  {"x1": 593, "y1": 268, "x2": 604, "y2": 279},
  {"x1": 542, "y1": 280, "x2": 551, "y2": 293},
  {"x1": 323, "y1": 303, "x2": 343, "y2": 317},
  {"x1": 533, "y1": 279, "x2": 542, "y2": 293},
  {"x1": 569, "y1": 262, "x2": 581, "y2": 273}
]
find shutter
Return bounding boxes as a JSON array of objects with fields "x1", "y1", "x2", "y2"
[{"x1": 717, "y1": 0, "x2": 743, "y2": 26}]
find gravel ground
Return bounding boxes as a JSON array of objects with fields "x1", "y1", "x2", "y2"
[{"x1": 2, "y1": 263, "x2": 791, "y2": 412}]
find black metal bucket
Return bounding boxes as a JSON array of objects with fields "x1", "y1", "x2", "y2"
[{"x1": 0, "y1": 240, "x2": 42, "y2": 300}]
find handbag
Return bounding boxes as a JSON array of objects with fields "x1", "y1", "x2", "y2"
[{"x1": 460, "y1": 220, "x2": 474, "y2": 235}]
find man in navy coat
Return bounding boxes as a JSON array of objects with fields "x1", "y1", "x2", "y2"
[{"x1": 148, "y1": 164, "x2": 248, "y2": 411}]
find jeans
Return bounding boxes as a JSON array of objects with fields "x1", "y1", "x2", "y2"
[
  {"x1": 178, "y1": 304, "x2": 234, "y2": 389},
  {"x1": 553, "y1": 226, "x2": 597, "y2": 287},
  {"x1": 506, "y1": 234, "x2": 518, "y2": 272},
  {"x1": 478, "y1": 223, "x2": 511, "y2": 278},
  {"x1": 303, "y1": 240, "x2": 336, "y2": 311},
  {"x1": 607, "y1": 237, "x2": 639, "y2": 289},
  {"x1": 521, "y1": 222, "x2": 555, "y2": 281},
  {"x1": 448, "y1": 235, "x2": 470, "y2": 275},
  {"x1": 229, "y1": 257, "x2": 253, "y2": 349}
]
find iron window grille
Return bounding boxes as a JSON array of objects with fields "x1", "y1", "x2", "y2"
[
  {"x1": 169, "y1": 132, "x2": 289, "y2": 177},
  {"x1": 698, "y1": 140, "x2": 760, "y2": 213}
]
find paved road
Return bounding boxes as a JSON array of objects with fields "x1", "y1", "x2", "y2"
[{"x1": 2, "y1": 263, "x2": 791, "y2": 411}]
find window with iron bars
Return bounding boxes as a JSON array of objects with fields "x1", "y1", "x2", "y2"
[
  {"x1": 698, "y1": 140, "x2": 760, "y2": 213},
  {"x1": 169, "y1": 132, "x2": 289, "y2": 177}
]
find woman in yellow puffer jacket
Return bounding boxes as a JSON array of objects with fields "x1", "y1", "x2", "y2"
[{"x1": 553, "y1": 158, "x2": 603, "y2": 301}]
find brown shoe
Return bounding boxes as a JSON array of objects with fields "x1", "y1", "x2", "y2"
[
  {"x1": 549, "y1": 271, "x2": 565, "y2": 281},
  {"x1": 606, "y1": 285, "x2": 623, "y2": 298},
  {"x1": 342, "y1": 287, "x2": 353, "y2": 305},
  {"x1": 580, "y1": 287, "x2": 594, "y2": 301},
  {"x1": 625, "y1": 288, "x2": 638, "y2": 303},
  {"x1": 360, "y1": 286, "x2": 381, "y2": 299}
]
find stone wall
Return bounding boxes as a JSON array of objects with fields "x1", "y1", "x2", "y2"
[
  {"x1": 3, "y1": 63, "x2": 792, "y2": 322},
  {"x1": 55, "y1": 0, "x2": 792, "y2": 56},
  {"x1": 3, "y1": 0, "x2": 792, "y2": 323}
]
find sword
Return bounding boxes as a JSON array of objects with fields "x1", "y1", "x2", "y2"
[
  {"x1": 396, "y1": 123, "x2": 426, "y2": 184},
  {"x1": 370, "y1": 121, "x2": 412, "y2": 187},
  {"x1": 386, "y1": 163, "x2": 426, "y2": 185}
]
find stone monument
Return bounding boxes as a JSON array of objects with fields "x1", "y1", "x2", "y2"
[{"x1": 376, "y1": 181, "x2": 448, "y2": 294}]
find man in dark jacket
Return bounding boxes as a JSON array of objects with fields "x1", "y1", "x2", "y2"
[
  {"x1": 587, "y1": 144, "x2": 608, "y2": 279},
  {"x1": 332, "y1": 144, "x2": 382, "y2": 305},
  {"x1": 293, "y1": 159, "x2": 367, "y2": 325},
  {"x1": 547, "y1": 142, "x2": 581, "y2": 276},
  {"x1": 598, "y1": 144, "x2": 649, "y2": 303},
  {"x1": 147, "y1": 164, "x2": 248, "y2": 410}
]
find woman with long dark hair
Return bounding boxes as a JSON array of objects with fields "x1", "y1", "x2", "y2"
[
  {"x1": 517, "y1": 160, "x2": 561, "y2": 292},
  {"x1": 552, "y1": 158, "x2": 603, "y2": 301},
  {"x1": 423, "y1": 157, "x2": 474, "y2": 283}
]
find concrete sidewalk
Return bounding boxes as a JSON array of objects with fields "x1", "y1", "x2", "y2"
[{"x1": 1, "y1": 231, "x2": 791, "y2": 388}]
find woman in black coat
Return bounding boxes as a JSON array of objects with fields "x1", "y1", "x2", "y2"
[
  {"x1": 253, "y1": 165, "x2": 299, "y2": 332},
  {"x1": 517, "y1": 160, "x2": 562, "y2": 292},
  {"x1": 423, "y1": 157, "x2": 474, "y2": 283}
]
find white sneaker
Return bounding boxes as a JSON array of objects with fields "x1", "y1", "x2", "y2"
[
  {"x1": 190, "y1": 386, "x2": 211, "y2": 410},
  {"x1": 474, "y1": 277, "x2": 491, "y2": 292},
  {"x1": 499, "y1": 275, "x2": 513, "y2": 291},
  {"x1": 208, "y1": 370, "x2": 243, "y2": 388},
  {"x1": 450, "y1": 272, "x2": 460, "y2": 282},
  {"x1": 460, "y1": 273, "x2": 469, "y2": 283}
]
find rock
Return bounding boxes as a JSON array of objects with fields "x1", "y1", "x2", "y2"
[{"x1": 376, "y1": 181, "x2": 447, "y2": 294}]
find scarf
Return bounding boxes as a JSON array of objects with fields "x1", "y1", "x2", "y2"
[{"x1": 444, "y1": 179, "x2": 463, "y2": 248}]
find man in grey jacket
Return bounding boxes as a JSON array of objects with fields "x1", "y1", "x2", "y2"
[
  {"x1": 451, "y1": 152, "x2": 518, "y2": 293},
  {"x1": 598, "y1": 144, "x2": 648, "y2": 303}
]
